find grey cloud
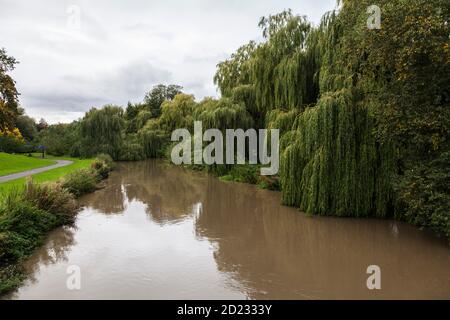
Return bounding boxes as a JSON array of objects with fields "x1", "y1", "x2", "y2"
[
  {"x1": 0, "y1": 0, "x2": 336, "y2": 123},
  {"x1": 105, "y1": 60, "x2": 172, "y2": 100},
  {"x1": 22, "y1": 59, "x2": 171, "y2": 119},
  {"x1": 24, "y1": 93, "x2": 107, "y2": 113}
]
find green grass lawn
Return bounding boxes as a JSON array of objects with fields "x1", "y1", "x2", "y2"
[
  {"x1": 0, "y1": 152, "x2": 56, "y2": 177},
  {"x1": 0, "y1": 154, "x2": 94, "y2": 194}
]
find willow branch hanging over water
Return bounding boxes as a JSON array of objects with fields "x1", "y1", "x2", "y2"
[
  {"x1": 279, "y1": 90, "x2": 395, "y2": 217},
  {"x1": 213, "y1": 1, "x2": 448, "y2": 239}
]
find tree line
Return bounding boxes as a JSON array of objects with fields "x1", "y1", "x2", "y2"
[{"x1": 1, "y1": 0, "x2": 448, "y2": 239}]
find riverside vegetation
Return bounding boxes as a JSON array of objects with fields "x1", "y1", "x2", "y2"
[
  {"x1": 0, "y1": 0, "x2": 448, "y2": 290},
  {"x1": 0, "y1": 155, "x2": 114, "y2": 294}
]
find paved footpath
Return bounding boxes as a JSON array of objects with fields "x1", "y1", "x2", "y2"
[{"x1": 0, "y1": 160, "x2": 74, "y2": 183}]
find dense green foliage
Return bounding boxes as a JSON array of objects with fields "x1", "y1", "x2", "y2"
[
  {"x1": 279, "y1": 90, "x2": 395, "y2": 217},
  {"x1": 0, "y1": 1, "x2": 448, "y2": 240},
  {"x1": 213, "y1": 0, "x2": 449, "y2": 238},
  {"x1": 61, "y1": 169, "x2": 98, "y2": 197},
  {"x1": 15, "y1": 115, "x2": 37, "y2": 142},
  {"x1": 37, "y1": 122, "x2": 79, "y2": 156},
  {"x1": 0, "y1": 48, "x2": 20, "y2": 133}
]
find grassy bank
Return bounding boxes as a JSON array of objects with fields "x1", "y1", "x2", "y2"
[
  {"x1": 0, "y1": 154, "x2": 114, "y2": 295},
  {"x1": 0, "y1": 153, "x2": 56, "y2": 177},
  {"x1": 0, "y1": 155, "x2": 94, "y2": 194}
]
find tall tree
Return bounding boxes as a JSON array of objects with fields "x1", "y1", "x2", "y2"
[
  {"x1": 0, "y1": 48, "x2": 20, "y2": 132},
  {"x1": 15, "y1": 115, "x2": 37, "y2": 141},
  {"x1": 143, "y1": 84, "x2": 183, "y2": 118},
  {"x1": 36, "y1": 118, "x2": 49, "y2": 132},
  {"x1": 79, "y1": 105, "x2": 125, "y2": 159}
]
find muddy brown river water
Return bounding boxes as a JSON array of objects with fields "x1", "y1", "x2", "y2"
[{"x1": 6, "y1": 160, "x2": 450, "y2": 299}]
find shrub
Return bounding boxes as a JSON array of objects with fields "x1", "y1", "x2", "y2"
[
  {"x1": 22, "y1": 180, "x2": 77, "y2": 223},
  {"x1": 228, "y1": 165, "x2": 259, "y2": 184},
  {"x1": 96, "y1": 153, "x2": 114, "y2": 169},
  {"x1": 91, "y1": 160, "x2": 111, "y2": 181},
  {"x1": 0, "y1": 201, "x2": 59, "y2": 263},
  {"x1": 62, "y1": 169, "x2": 97, "y2": 197},
  {"x1": 395, "y1": 151, "x2": 450, "y2": 241},
  {"x1": 91, "y1": 160, "x2": 110, "y2": 180},
  {"x1": 0, "y1": 264, "x2": 24, "y2": 294},
  {"x1": 258, "y1": 175, "x2": 281, "y2": 191},
  {"x1": 218, "y1": 165, "x2": 259, "y2": 185}
]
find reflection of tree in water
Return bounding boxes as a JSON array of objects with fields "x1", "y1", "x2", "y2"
[
  {"x1": 117, "y1": 160, "x2": 207, "y2": 224},
  {"x1": 79, "y1": 178, "x2": 125, "y2": 214},
  {"x1": 195, "y1": 178, "x2": 450, "y2": 299}
]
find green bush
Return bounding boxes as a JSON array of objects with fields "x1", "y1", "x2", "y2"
[
  {"x1": 0, "y1": 136, "x2": 25, "y2": 153},
  {"x1": 91, "y1": 155, "x2": 114, "y2": 180},
  {"x1": 95, "y1": 153, "x2": 114, "y2": 169},
  {"x1": 0, "y1": 264, "x2": 24, "y2": 294},
  {"x1": 258, "y1": 175, "x2": 281, "y2": 191},
  {"x1": 91, "y1": 160, "x2": 110, "y2": 180},
  {"x1": 0, "y1": 202, "x2": 57, "y2": 263},
  {"x1": 395, "y1": 151, "x2": 450, "y2": 240},
  {"x1": 22, "y1": 180, "x2": 77, "y2": 223},
  {"x1": 218, "y1": 165, "x2": 259, "y2": 185},
  {"x1": 61, "y1": 169, "x2": 97, "y2": 197}
]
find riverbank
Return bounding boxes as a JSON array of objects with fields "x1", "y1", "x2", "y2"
[
  {"x1": 0, "y1": 154, "x2": 95, "y2": 193},
  {"x1": 0, "y1": 154, "x2": 114, "y2": 294}
]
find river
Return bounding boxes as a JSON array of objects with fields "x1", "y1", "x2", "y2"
[{"x1": 5, "y1": 160, "x2": 450, "y2": 299}]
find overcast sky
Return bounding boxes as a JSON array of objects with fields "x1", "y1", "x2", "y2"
[{"x1": 0, "y1": 0, "x2": 336, "y2": 123}]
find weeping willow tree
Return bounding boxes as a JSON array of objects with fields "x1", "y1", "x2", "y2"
[
  {"x1": 79, "y1": 105, "x2": 125, "y2": 160},
  {"x1": 138, "y1": 124, "x2": 168, "y2": 159},
  {"x1": 132, "y1": 94, "x2": 197, "y2": 159},
  {"x1": 191, "y1": 97, "x2": 255, "y2": 175},
  {"x1": 214, "y1": 10, "x2": 323, "y2": 128},
  {"x1": 155, "y1": 93, "x2": 196, "y2": 132},
  {"x1": 214, "y1": 41, "x2": 256, "y2": 98},
  {"x1": 250, "y1": 10, "x2": 321, "y2": 112},
  {"x1": 271, "y1": 4, "x2": 398, "y2": 218},
  {"x1": 280, "y1": 90, "x2": 395, "y2": 217},
  {"x1": 194, "y1": 97, "x2": 254, "y2": 131},
  {"x1": 214, "y1": 42, "x2": 262, "y2": 127},
  {"x1": 214, "y1": 4, "x2": 403, "y2": 219}
]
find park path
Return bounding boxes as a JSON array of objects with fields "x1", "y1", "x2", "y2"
[{"x1": 0, "y1": 160, "x2": 74, "y2": 183}]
